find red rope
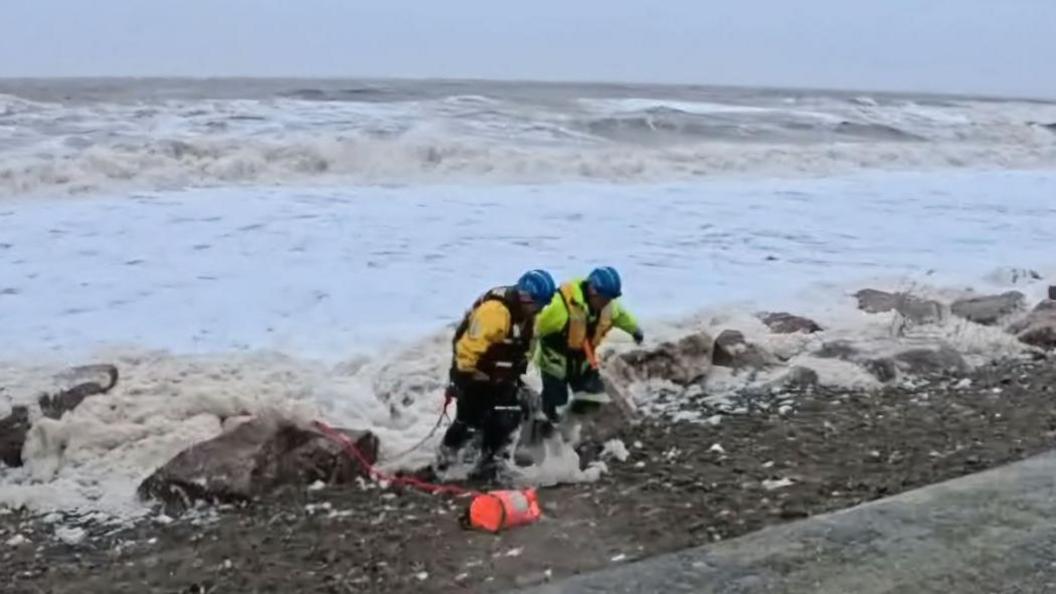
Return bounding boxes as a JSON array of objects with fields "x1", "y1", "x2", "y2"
[{"x1": 312, "y1": 419, "x2": 480, "y2": 498}]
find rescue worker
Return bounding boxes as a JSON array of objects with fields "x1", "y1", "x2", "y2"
[
  {"x1": 535, "y1": 266, "x2": 643, "y2": 430},
  {"x1": 437, "y1": 269, "x2": 557, "y2": 474}
]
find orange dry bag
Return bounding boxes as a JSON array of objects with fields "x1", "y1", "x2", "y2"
[{"x1": 464, "y1": 488, "x2": 542, "y2": 533}]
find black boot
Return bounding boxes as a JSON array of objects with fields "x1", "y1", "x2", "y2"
[{"x1": 437, "y1": 420, "x2": 474, "y2": 470}]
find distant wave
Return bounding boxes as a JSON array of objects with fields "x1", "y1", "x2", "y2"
[
  {"x1": 4, "y1": 133, "x2": 1056, "y2": 196},
  {"x1": 277, "y1": 85, "x2": 417, "y2": 102},
  {"x1": 2, "y1": 87, "x2": 1056, "y2": 196},
  {"x1": 833, "y1": 122, "x2": 924, "y2": 141}
]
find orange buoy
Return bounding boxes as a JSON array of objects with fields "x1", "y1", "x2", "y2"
[{"x1": 465, "y1": 488, "x2": 542, "y2": 533}]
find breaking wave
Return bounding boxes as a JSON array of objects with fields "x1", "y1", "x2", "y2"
[
  {"x1": 4, "y1": 133, "x2": 1056, "y2": 196},
  {"x1": 2, "y1": 83, "x2": 1056, "y2": 195}
]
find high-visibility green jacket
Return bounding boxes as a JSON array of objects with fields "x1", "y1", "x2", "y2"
[{"x1": 534, "y1": 279, "x2": 639, "y2": 379}]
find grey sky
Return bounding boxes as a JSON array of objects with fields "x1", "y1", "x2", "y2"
[{"x1": 2, "y1": 0, "x2": 1053, "y2": 98}]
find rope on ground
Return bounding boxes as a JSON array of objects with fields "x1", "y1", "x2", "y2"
[
  {"x1": 313, "y1": 418, "x2": 479, "y2": 498},
  {"x1": 379, "y1": 395, "x2": 453, "y2": 464}
]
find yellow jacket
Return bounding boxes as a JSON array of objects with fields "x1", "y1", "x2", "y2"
[{"x1": 455, "y1": 299, "x2": 513, "y2": 374}]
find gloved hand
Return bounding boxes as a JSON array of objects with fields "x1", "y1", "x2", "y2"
[
  {"x1": 451, "y1": 369, "x2": 490, "y2": 388},
  {"x1": 443, "y1": 381, "x2": 460, "y2": 408},
  {"x1": 632, "y1": 329, "x2": 645, "y2": 345}
]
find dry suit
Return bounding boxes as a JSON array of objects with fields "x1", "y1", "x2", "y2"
[{"x1": 441, "y1": 286, "x2": 534, "y2": 463}]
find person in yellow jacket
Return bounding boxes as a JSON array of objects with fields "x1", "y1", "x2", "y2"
[
  {"x1": 535, "y1": 266, "x2": 643, "y2": 425},
  {"x1": 437, "y1": 269, "x2": 557, "y2": 474}
]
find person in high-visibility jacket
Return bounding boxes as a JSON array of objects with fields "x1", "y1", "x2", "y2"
[
  {"x1": 535, "y1": 266, "x2": 643, "y2": 423},
  {"x1": 438, "y1": 269, "x2": 557, "y2": 472}
]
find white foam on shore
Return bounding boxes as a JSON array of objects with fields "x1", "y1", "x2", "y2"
[
  {"x1": 0, "y1": 344, "x2": 455, "y2": 518},
  {"x1": 2, "y1": 269, "x2": 1049, "y2": 518}
]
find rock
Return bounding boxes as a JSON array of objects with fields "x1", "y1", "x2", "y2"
[
  {"x1": 862, "y1": 358, "x2": 898, "y2": 383},
  {"x1": 38, "y1": 364, "x2": 119, "y2": 420},
  {"x1": 758, "y1": 312, "x2": 822, "y2": 334},
  {"x1": 610, "y1": 332, "x2": 713, "y2": 386},
  {"x1": 712, "y1": 330, "x2": 777, "y2": 371},
  {"x1": 893, "y1": 296, "x2": 944, "y2": 326},
  {"x1": 0, "y1": 406, "x2": 30, "y2": 467},
  {"x1": 854, "y1": 289, "x2": 901, "y2": 314},
  {"x1": 814, "y1": 339, "x2": 962, "y2": 382},
  {"x1": 767, "y1": 366, "x2": 819, "y2": 390},
  {"x1": 1050, "y1": 286, "x2": 1056, "y2": 301},
  {"x1": 0, "y1": 365, "x2": 119, "y2": 467},
  {"x1": 814, "y1": 340, "x2": 859, "y2": 360},
  {"x1": 138, "y1": 417, "x2": 378, "y2": 512},
  {"x1": 1010, "y1": 300, "x2": 1056, "y2": 350},
  {"x1": 950, "y1": 292, "x2": 1025, "y2": 325},
  {"x1": 785, "y1": 366, "x2": 819, "y2": 388},
  {"x1": 853, "y1": 289, "x2": 943, "y2": 325},
  {"x1": 893, "y1": 346, "x2": 969, "y2": 376}
]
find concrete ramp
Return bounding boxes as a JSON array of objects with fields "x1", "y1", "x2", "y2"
[{"x1": 524, "y1": 450, "x2": 1056, "y2": 593}]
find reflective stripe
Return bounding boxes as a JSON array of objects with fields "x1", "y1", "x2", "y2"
[{"x1": 507, "y1": 491, "x2": 530, "y2": 513}]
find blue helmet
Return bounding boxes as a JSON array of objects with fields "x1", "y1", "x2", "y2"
[
  {"x1": 517, "y1": 269, "x2": 557, "y2": 306},
  {"x1": 587, "y1": 266, "x2": 622, "y2": 299}
]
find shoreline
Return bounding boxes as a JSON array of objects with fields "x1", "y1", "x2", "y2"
[{"x1": 3, "y1": 353, "x2": 1055, "y2": 593}]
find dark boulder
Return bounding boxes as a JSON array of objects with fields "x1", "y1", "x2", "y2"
[
  {"x1": 712, "y1": 330, "x2": 778, "y2": 371},
  {"x1": 1, "y1": 364, "x2": 119, "y2": 468},
  {"x1": 38, "y1": 364, "x2": 119, "y2": 420},
  {"x1": 0, "y1": 406, "x2": 31, "y2": 467},
  {"x1": 893, "y1": 346, "x2": 969, "y2": 376},
  {"x1": 854, "y1": 289, "x2": 943, "y2": 325},
  {"x1": 1010, "y1": 300, "x2": 1056, "y2": 350},
  {"x1": 759, "y1": 312, "x2": 823, "y2": 334},
  {"x1": 950, "y1": 292, "x2": 1025, "y2": 326},
  {"x1": 138, "y1": 417, "x2": 378, "y2": 512},
  {"x1": 814, "y1": 340, "x2": 859, "y2": 360},
  {"x1": 862, "y1": 358, "x2": 899, "y2": 383},
  {"x1": 854, "y1": 289, "x2": 901, "y2": 314},
  {"x1": 610, "y1": 332, "x2": 714, "y2": 386},
  {"x1": 766, "y1": 366, "x2": 820, "y2": 391}
]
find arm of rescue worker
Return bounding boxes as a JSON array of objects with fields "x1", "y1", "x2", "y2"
[
  {"x1": 455, "y1": 300, "x2": 511, "y2": 378},
  {"x1": 533, "y1": 292, "x2": 567, "y2": 338},
  {"x1": 610, "y1": 300, "x2": 641, "y2": 339},
  {"x1": 531, "y1": 293, "x2": 566, "y2": 370}
]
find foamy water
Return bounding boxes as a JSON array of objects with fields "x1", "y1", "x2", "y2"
[
  {"x1": 2, "y1": 170, "x2": 1055, "y2": 518},
  {"x1": 1, "y1": 79, "x2": 1055, "y2": 519},
  {"x1": 4, "y1": 170, "x2": 1055, "y2": 359}
]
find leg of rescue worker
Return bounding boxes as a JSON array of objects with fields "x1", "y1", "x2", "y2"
[
  {"x1": 552, "y1": 358, "x2": 605, "y2": 446},
  {"x1": 480, "y1": 383, "x2": 522, "y2": 461},
  {"x1": 540, "y1": 371, "x2": 570, "y2": 422},
  {"x1": 568, "y1": 367, "x2": 606, "y2": 416},
  {"x1": 536, "y1": 344, "x2": 570, "y2": 422},
  {"x1": 440, "y1": 381, "x2": 490, "y2": 451}
]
